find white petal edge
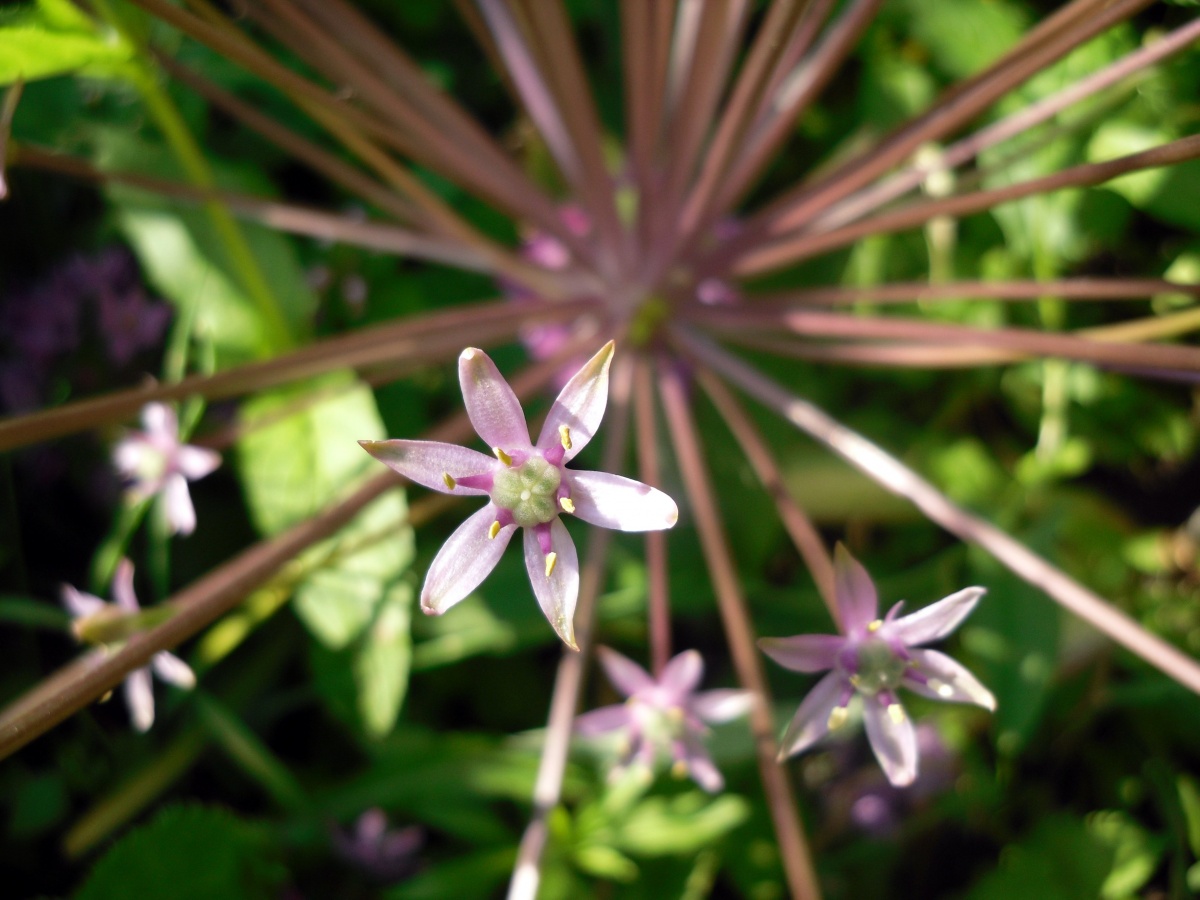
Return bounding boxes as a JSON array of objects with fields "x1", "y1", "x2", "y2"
[
  {"x1": 566, "y1": 470, "x2": 678, "y2": 532},
  {"x1": 692, "y1": 689, "x2": 754, "y2": 723},
  {"x1": 112, "y1": 558, "x2": 140, "y2": 611},
  {"x1": 62, "y1": 584, "x2": 106, "y2": 620},
  {"x1": 152, "y1": 651, "x2": 197, "y2": 689},
  {"x1": 421, "y1": 504, "x2": 515, "y2": 614},
  {"x1": 905, "y1": 648, "x2": 996, "y2": 711},
  {"x1": 458, "y1": 347, "x2": 530, "y2": 451},
  {"x1": 124, "y1": 667, "x2": 155, "y2": 732},
  {"x1": 863, "y1": 697, "x2": 918, "y2": 787},
  {"x1": 176, "y1": 444, "x2": 221, "y2": 481},
  {"x1": 163, "y1": 473, "x2": 197, "y2": 536},
  {"x1": 142, "y1": 402, "x2": 176, "y2": 439},
  {"x1": 779, "y1": 671, "x2": 846, "y2": 759},
  {"x1": 575, "y1": 704, "x2": 632, "y2": 737},
  {"x1": 759, "y1": 634, "x2": 844, "y2": 673},
  {"x1": 659, "y1": 649, "x2": 704, "y2": 698},
  {"x1": 888, "y1": 586, "x2": 986, "y2": 647},
  {"x1": 360, "y1": 440, "x2": 497, "y2": 495},
  {"x1": 833, "y1": 544, "x2": 879, "y2": 637},
  {"x1": 536, "y1": 341, "x2": 613, "y2": 462},
  {"x1": 524, "y1": 519, "x2": 579, "y2": 649}
]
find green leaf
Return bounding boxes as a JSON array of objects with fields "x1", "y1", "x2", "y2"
[
  {"x1": 238, "y1": 372, "x2": 413, "y2": 648},
  {"x1": 574, "y1": 844, "x2": 639, "y2": 882},
  {"x1": 1088, "y1": 810, "x2": 1161, "y2": 899},
  {"x1": 74, "y1": 804, "x2": 284, "y2": 900},
  {"x1": 385, "y1": 847, "x2": 514, "y2": 900},
  {"x1": 355, "y1": 581, "x2": 414, "y2": 738},
  {"x1": 0, "y1": 2, "x2": 133, "y2": 85},
  {"x1": 963, "y1": 815, "x2": 1112, "y2": 900},
  {"x1": 615, "y1": 793, "x2": 750, "y2": 858}
]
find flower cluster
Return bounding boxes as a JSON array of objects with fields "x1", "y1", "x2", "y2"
[
  {"x1": 362, "y1": 342, "x2": 678, "y2": 648},
  {"x1": 62, "y1": 559, "x2": 195, "y2": 732},
  {"x1": 576, "y1": 647, "x2": 752, "y2": 793},
  {"x1": 761, "y1": 545, "x2": 994, "y2": 786}
]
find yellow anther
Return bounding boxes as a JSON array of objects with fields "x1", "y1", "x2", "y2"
[
  {"x1": 670, "y1": 759, "x2": 689, "y2": 780},
  {"x1": 488, "y1": 520, "x2": 502, "y2": 540},
  {"x1": 544, "y1": 551, "x2": 558, "y2": 578},
  {"x1": 827, "y1": 705, "x2": 849, "y2": 731},
  {"x1": 559, "y1": 496, "x2": 575, "y2": 514},
  {"x1": 493, "y1": 447, "x2": 513, "y2": 466},
  {"x1": 849, "y1": 674, "x2": 862, "y2": 688},
  {"x1": 867, "y1": 619, "x2": 883, "y2": 632},
  {"x1": 558, "y1": 424, "x2": 572, "y2": 450},
  {"x1": 887, "y1": 703, "x2": 906, "y2": 725},
  {"x1": 929, "y1": 678, "x2": 955, "y2": 699},
  {"x1": 442, "y1": 472, "x2": 457, "y2": 490}
]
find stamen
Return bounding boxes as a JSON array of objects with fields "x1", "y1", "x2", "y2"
[
  {"x1": 827, "y1": 705, "x2": 849, "y2": 731},
  {"x1": 544, "y1": 551, "x2": 558, "y2": 578},
  {"x1": 442, "y1": 472, "x2": 457, "y2": 490},
  {"x1": 559, "y1": 424, "x2": 572, "y2": 450},
  {"x1": 488, "y1": 520, "x2": 502, "y2": 540},
  {"x1": 670, "y1": 759, "x2": 689, "y2": 779},
  {"x1": 867, "y1": 619, "x2": 883, "y2": 632},
  {"x1": 559, "y1": 496, "x2": 575, "y2": 513},
  {"x1": 887, "y1": 703, "x2": 906, "y2": 725},
  {"x1": 493, "y1": 447, "x2": 513, "y2": 466}
]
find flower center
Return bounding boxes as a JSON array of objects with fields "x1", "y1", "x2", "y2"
[
  {"x1": 848, "y1": 638, "x2": 909, "y2": 696},
  {"x1": 491, "y1": 456, "x2": 562, "y2": 528}
]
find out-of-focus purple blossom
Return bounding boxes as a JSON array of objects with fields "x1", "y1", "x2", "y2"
[
  {"x1": 114, "y1": 403, "x2": 221, "y2": 536},
  {"x1": 361, "y1": 343, "x2": 678, "y2": 648},
  {"x1": 761, "y1": 544, "x2": 994, "y2": 787},
  {"x1": 0, "y1": 248, "x2": 170, "y2": 411},
  {"x1": 331, "y1": 808, "x2": 423, "y2": 883},
  {"x1": 576, "y1": 647, "x2": 753, "y2": 792},
  {"x1": 61, "y1": 558, "x2": 195, "y2": 732}
]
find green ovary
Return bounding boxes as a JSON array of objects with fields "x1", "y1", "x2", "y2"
[
  {"x1": 851, "y1": 639, "x2": 909, "y2": 696},
  {"x1": 492, "y1": 457, "x2": 563, "y2": 527}
]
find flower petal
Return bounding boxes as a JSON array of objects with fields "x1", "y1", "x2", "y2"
[
  {"x1": 113, "y1": 436, "x2": 151, "y2": 480},
  {"x1": 142, "y1": 402, "x2": 176, "y2": 440},
  {"x1": 692, "y1": 689, "x2": 754, "y2": 723},
  {"x1": 834, "y1": 544, "x2": 879, "y2": 636},
  {"x1": 596, "y1": 645, "x2": 655, "y2": 697},
  {"x1": 163, "y1": 473, "x2": 197, "y2": 536},
  {"x1": 888, "y1": 586, "x2": 986, "y2": 647},
  {"x1": 536, "y1": 341, "x2": 613, "y2": 461},
  {"x1": 759, "y1": 634, "x2": 844, "y2": 673},
  {"x1": 659, "y1": 649, "x2": 704, "y2": 698},
  {"x1": 575, "y1": 703, "x2": 632, "y2": 736},
  {"x1": 61, "y1": 584, "x2": 106, "y2": 620},
  {"x1": 778, "y1": 671, "x2": 846, "y2": 758},
  {"x1": 112, "y1": 558, "x2": 140, "y2": 612},
  {"x1": 176, "y1": 444, "x2": 221, "y2": 481},
  {"x1": 151, "y1": 652, "x2": 196, "y2": 689},
  {"x1": 124, "y1": 667, "x2": 155, "y2": 732},
  {"x1": 458, "y1": 347, "x2": 530, "y2": 450},
  {"x1": 524, "y1": 518, "x2": 579, "y2": 648},
  {"x1": 905, "y1": 648, "x2": 996, "y2": 711},
  {"x1": 863, "y1": 696, "x2": 918, "y2": 787},
  {"x1": 678, "y1": 733, "x2": 723, "y2": 793},
  {"x1": 421, "y1": 504, "x2": 515, "y2": 614},
  {"x1": 566, "y1": 470, "x2": 678, "y2": 531},
  {"x1": 359, "y1": 440, "x2": 497, "y2": 495}
]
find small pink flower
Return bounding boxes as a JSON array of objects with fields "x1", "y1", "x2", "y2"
[
  {"x1": 576, "y1": 647, "x2": 752, "y2": 792},
  {"x1": 113, "y1": 403, "x2": 221, "y2": 536},
  {"x1": 760, "y1": 545, "x2": 994, "y2": 787},
  {"x1": 361, "y1": 342, "x2": 678, "y2": 648},
  {"x1": 62, "y1": 559, "x2": 195, "y2": 732}
]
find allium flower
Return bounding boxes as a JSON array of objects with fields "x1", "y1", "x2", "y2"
[
  {"x1": 361, "y1": 342, "x2": 678, "y2": 647},
  {"x1": 761, "y1": 545, "x2": 994, "y2": 787},
  {"x1": 61, "y1": 558, "x2": 195, "y2": 732},
  {"x1": 331, "y1": 808, "x2": 423, "y2": 883},
  {"x1": 575, "y1": 647, "x2": 752, "y2": 792},
  {"x1": 113, "y1": 402, "x2": 221, "y2": 536}
]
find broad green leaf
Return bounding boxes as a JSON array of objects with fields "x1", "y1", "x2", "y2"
[
  {"x1": 239, "y1": 372, "x2": 413, "y2": 648},
  {"x1": 963, "y1": 815, "x2": 1113, "y2": 900},
  {"x1": 74, "y1": 804, "x2": 284, "y2": 900},
  {"x1": 899, "y1": 0, "x2": 1028, "y2": 80},
  {"x1": 355, "y1": 581, "x2": 414, "y2": 738},
  {"x1": 574, "y1": 844, "x2": 639, "y2": 882},
  {"x1": 616, "y1": 793, "x2": 749, "y2": 858},
  {"x1": 0, "y1": 28, "x2": 132, "y2": 83},
  {"x1": 1088, "y1": 811, "x2": 1161, "y2": 899}
]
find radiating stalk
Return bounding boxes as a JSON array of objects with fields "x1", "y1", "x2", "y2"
[
  {"x1": 694, "y1": 369, "x2": 837, "y2": 620},
  {"x1": 0, "y1": 297, "x2": 599, "y2": 451},
  {"x1": 0, "y1": 79, "x2": 22, "y2": 200},
  {"x1": 676, "y1": 328, "x2": 1200, "y2": 697},
  {"x1": 634, "y1": 356, "x2": 672, "y2": 676},
  {"x1": 659, "y1": 362, "x2": 821, "y2": 900},
  {"x1": 751, "y1": 279, "x2": 1200, "y2": 306},
  {"x1": 507, "y1": 355, "x2": 634, "y2": 900}
]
